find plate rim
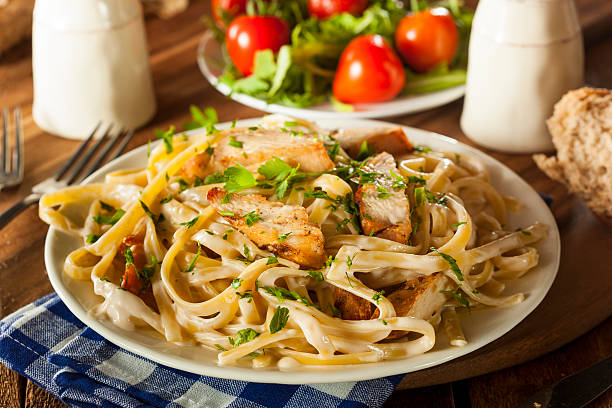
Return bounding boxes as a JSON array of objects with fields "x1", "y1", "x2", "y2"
[
  {"x1": 196, "y1": 30, "x2": 466, "y2": 120},
  {"x1": 44, "y1": 117, "x2": 561, "y2": 384}
]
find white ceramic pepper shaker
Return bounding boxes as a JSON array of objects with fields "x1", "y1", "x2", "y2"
[
  {"x1": 460, "y1": 0, "x2": 584, "y2": 153},
  {"x1": 32, "y1": 0, "x2": 156, "y2": 139}
]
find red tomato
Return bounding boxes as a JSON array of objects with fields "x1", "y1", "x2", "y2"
[
  {"x1": 211, "y1": 0, "x2": 247, "y2": 27},
  {"x1": 394, "y1": 8, "x2": 459, "y2": 73},
  {"x1": 307, "y1": 0, "x2": 369, "y2": 19},
  {"x1": 226, "y1": 15, "x2": 290, "y2": 76},
  {"x1": 333, "y1": 34, "x2": 405, "y2": 104}
]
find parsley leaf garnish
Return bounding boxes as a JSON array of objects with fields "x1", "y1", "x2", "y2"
[
  {"x1": 214, "y1": 344, "x2": 227, "y2": 351},
  {"x1": 228, "y1": 135, "x2": 243, "y2": 148},
  {"x1": 266, "y1": 256, "x2": 278, "y2": 265},
  {"x1": 306, "y1": 270, "x2": 324, "y2": 282},
  {"x1": 261, "y1": 286, "x2": 316, "y2": 307},
  {"x1": 270, "y1": 306, "x2": 289, "y2": 334},
  {"x1": 180, "y1": 216, "x2": 199, "y2": 229},
  {"x1": 243, "y1": 211, "x2": 261, "y2": 226},
  {"x1": 451, "y1": 221, "x2": 467, "y2": 229},
  {"x1": 183, "y1": 105, "x2": 218, "y2": 134},
  {"x1": 160, "y1": 195, "x2": 173, "y2": 204},
  {"x1": 357, "y1": 141, "x2": 373, "y2": 160},
  {"x1": 86, "y1": 234, "x2": 101, "y2": 244},
  {"x1": 140, "y1": 200, "x2": 165, "y2": 225},
  {"x1": 440, "y1": 286, "x2": 471, "y2": 310},
  {"x1": 414, "y1": 145, "x2": 432, "y2": 153},
  {"x1": 232, "y1": 278, "x2": 243, "y2": 289},
  {"x1": 430, "y1": 247, "x2": 464, "y2": 281},
  {"x1": 185, "y1": 244, "x2": 201, "y2": 273},
  {"x1": 155, "y1": 125, "x2": 175, "y2": 154},
  {"x1": 218, "y1": 211, "x2": 235, "y2": 217},
  {"x1": 277, "y1": 232, "x2": 291, "y2": 242},
  {"x1": 228, "y1": 328, "x2": 259, "y2": 347},
  {"x1": 372, "y1": 290, "x2": 385, "y2": 304}
]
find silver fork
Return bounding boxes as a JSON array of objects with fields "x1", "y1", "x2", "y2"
[
  {"x1": 0, "y1": 107, "x2": 24, "y2": 191},
  {"x1": 0, "y1": 124, "x2": 135, "y2": 230}
]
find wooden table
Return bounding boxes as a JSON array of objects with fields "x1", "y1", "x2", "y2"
[{"x1": 1, "y1": 1, "x2": 611, "y2": 406}]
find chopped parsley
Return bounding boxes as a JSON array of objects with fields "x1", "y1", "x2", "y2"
[
  {"x1": 382, "y1": 319, "x2": 388, "y2": 325},
  {"x1": 440, "y1": 286, "x2": 471, "y2": 310},
  {"x1": 139, "y1": 200, "x2": 164, "y2": 225},
  {"x1": 451, "y1": 222, "x2": 467, "y2": 229},
  {"x1": 242, "y1": 245, "x2": 251, "y2": 261},
  {"x1": 222, "y1": 229, "x2": 233, "y2": 240},
  {"x1": 327, "y1": 142, "x2": 340, "y2": 161},
  {"x1": 284, "y1": 121, "x2": 299, "y2": 127},
  {"x1": 270, "y1": 306, "x2": 289, "y2": 334},
  {"x1": 177, "y1": 178, "x2": 190, "y2": 192},
  {"x1": 205, "y1": 145, "x2": 214, "y2": 155},
  {"x1": 261, "y1": 286, "x2": 316, "y2": 307},
  {"x1": 248, "y1": 126, "x2": 259, "y2": 131},
  {"x1": 243, "y1": 211, "x2": 261, "y2": 226},
  {"x1": 182, "y1": 105, "x2": 218, "y2": 134},
  {"x1": 372, "y1": 290, "x2": 385, "y2": 304},
  {"x1": 185, "y1": 244, "x2": 201, "y2": 273},
  {"x1": 277, "y1": 232, "x2": 291, "y2": 242},
  {"x1": 336, "y1": 218, "x2": 351, "y2": 231},
  {"x1": 266, "y1": 256, "x2": 278, "y2": 265},
  {"x1": 324, "y1": 255, "x2": 335, "y2": 268},
  {"x1": 214, "y1": 344, "x2": 227, "y2": 351},
  {"x1": 414, "y1": 145, "x2": 432, "y2": 153},
  {"x1": 155, "y1": 125, "x2": 175, "y2": 154},
  {"x1": 346, "y1": 255, "x2": 353, "y2": 269},
  {"x1": 430, "y1": 247, "x2": 464, "y2": 281},
  {"x1": 328, "y1": 302, "x2": 341, "y2": 318},
  {"x1": 221, "y1": 193, "x2": 231, "y2": 204},
  {"x1": 377, "y1": 192, "x2": 393, "y2": 199},
  {"x1": 179, "y1": 216, "x2": 199, "y2": 229},
  {"x1": 236, "y1": 290, "x2": 253, "y2": 302},
  {"x1": 516, "y1": 228, "x2": 532, "y2": 236},
  {"x1": 219, "y1": 211, "x2": 235, "y2": 217},
  {"x1": 357, "y1": 141, "x2": 373, "y2": 160},
  {"x1": 93, "y1": 202, "x2": 125, "y2": 226},
  {"x1": 306, "y1": 270, "x2": 324, "y2": 282},
  {"x1": 232, "y1": 278, "x2": 243, "y2": 289},
  {"x1": 86, "y1": 234, "x2": 101, "y2": 244},
  {"x1": 228, "y1": 328, "x2": 259, "y2": 347},
  {"x1": 160, "y1": 195, "x2": 173, "y2": 204}
]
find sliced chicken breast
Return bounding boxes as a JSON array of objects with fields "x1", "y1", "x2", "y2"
[
  {"x1": 207, "y1": 187, "x2": 328, "y2": 268},
  {"x1": 332, "y1": 126, "x2": 413, "y2": 159},
  {"x1": 333, "y1": 287, "x2": 373, "y2": 320},
  {"x1": 354, "y1": 153, "x2": 412, "y2": 243},
  {"x1": 212, "y1": 128, "x2": 335, "y2": 174}
]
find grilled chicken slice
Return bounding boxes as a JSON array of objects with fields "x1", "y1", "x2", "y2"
[
  {"x1": 373, "y1": 273, "x2": 450, "y2": 339},
  {"x1": 180, "y1": 150, "x2": 212, "y2": 181},
  {"x1": 207, "y1": 187, "x2": 328, "y2": 268},
  {"x1": 114, "y1": 234, "x2": 157, "y2": 310},
  {"x1": 354, "y1": 153, "x2": 412, "y2": 243},
  {"x1": 331, "y1": 126, "x2": 413, "y2": 159},
  {"x1": 212, "y1": 128, "x2": 335, "y2": 174},
  {"x1": 333, "y1": 287, "x2": 373, "y2": 320}
]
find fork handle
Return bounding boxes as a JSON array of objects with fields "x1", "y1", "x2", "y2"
[{"x1": 0, "y1": 193, "x2": 41, "y2": 230}]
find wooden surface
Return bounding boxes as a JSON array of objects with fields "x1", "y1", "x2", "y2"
[{"x1": 1, "y1": 0, "x2": 611, "y2": 406}]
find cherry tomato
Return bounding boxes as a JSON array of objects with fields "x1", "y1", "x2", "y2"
[
  {"x1": 211, "y1": 0, "x2": 247, "y2": 27},
  {"x1": 307, "y1": 0, "x2": 369, "y2": 19},
  {"x1": 333, "y1": 34, "x2": 405, "y2": 104},
  {"x1": 394, "y1": 8, "x2": 459, "y2": 73},
  {"x1": 226, "y1": 15, "x2": 290, "y2": 76}
]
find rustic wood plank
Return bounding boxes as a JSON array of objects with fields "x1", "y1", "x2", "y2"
[
  {"x1": 25, "y1": 380, "x2": 66, "y2": 408},
  {"x1": 467, "y1": 317, "x2": 612, "y2": 408},
  {"x1": 0, "y1": 364, "x2": 25, "y2": 408}
]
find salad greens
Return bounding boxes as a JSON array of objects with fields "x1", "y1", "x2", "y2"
[{"x1": 213, "y1": 0, "x2": 474, "y2": 109}]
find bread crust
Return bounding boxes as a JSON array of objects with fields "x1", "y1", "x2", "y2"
[{"x1": 533, "y1": 87, "x2": 612, "y2": 220}]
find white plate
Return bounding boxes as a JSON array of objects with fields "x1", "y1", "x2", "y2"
[
  {"x1": 197, "y1": 31, "x2": 466, "y2": 120},
  {"x1": 44, "y1": 118, "x2": 560, "y2": 384}
]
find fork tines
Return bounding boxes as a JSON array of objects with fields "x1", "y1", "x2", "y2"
[
  {"x1": 55, "y1": 124, "x2": 135, "y2": 185},
  {"x1": 0, "y1": 107, "x2": 24, "y2": 190}
]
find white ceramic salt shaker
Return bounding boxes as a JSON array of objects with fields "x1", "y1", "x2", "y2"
[
  {"x1": 32, "y1": 0, "x2": 156, "y2": 139},
  {"x1": 460, "y1": 0, "x2": 584, "y2": 153}
]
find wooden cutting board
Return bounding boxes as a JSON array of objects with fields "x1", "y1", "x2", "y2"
[{"x1": 397, "y1": 199, "x2": 612, "y2": 389}]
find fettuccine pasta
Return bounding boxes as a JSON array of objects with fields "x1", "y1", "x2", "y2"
[{"x1": 40, "y1": 115, "x2": 547, "y2": 368}]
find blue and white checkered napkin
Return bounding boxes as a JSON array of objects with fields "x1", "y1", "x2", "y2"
[{"x1": 0, "y1": 294, "x2": 403, "y2": 408}]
